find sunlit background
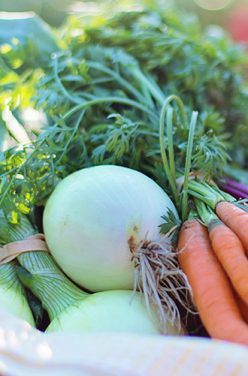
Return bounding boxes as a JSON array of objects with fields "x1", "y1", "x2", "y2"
[{"x1": 0, "y1": 0, "x2": 247, "y2": 44}]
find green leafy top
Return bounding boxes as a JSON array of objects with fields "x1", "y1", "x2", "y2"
[
  {"x1": 0, "y1": 5, "x2": 247, "y2": 221},
  {"x1": 64, "y1": 9, "x2": 248, "y2": 167},
  {"x1": 159, "y1": 209, "x2": 181, "y2": 245}
]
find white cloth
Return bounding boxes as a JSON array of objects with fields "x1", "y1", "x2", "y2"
[{"x1": 0, "y1": 311, "x2": 247, "y2": 376}]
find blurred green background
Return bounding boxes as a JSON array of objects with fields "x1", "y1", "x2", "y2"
[
  {"x1": 0, "y1": 0, "x2": 245, "y2": 27},
  {"x1": 0, "y1": 0, "x2": 248, "y2": 45}
]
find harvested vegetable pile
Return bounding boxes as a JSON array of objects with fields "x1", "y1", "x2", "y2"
[{"x1": 0, "y1": 3, "x2": 248, "y2": 344}]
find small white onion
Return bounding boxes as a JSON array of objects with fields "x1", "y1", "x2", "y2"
[
  {"x1": 46, "y1": 290, "x2": 180, "y2": 335},
  {"x1": 43, "y1": 165, "x2": 178, "y2": 292},
  {"x1": 0, "y1": 285, "x2": 34, "y2": 326}
]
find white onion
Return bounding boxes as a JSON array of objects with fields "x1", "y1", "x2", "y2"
[
  {"x1": 0, "y1": 283, "x2": 34, "y2": 326},
  {"x1": 46, "y1": 290, "x2": 181, "y2": 335},
  {"x1": 43, "y1": 165, "x2": 178, "y2": 292}
]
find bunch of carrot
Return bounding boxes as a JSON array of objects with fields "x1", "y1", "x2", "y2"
[{"x1": 177, "y1": 180, "x2": 248, "y2": 346}]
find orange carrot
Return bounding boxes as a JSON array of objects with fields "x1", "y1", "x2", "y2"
[
  {"x1": 208, "y1": 219, "x2": 248, "y2": 305},
  {"x1": 236, "y1": 295, "x2": 248, "y2": 323},
  {"x1": 178, "y1": 218, "x2": 248, "y2": 345},
  {"x1": 216, "y1": 202, "x2": 248, "y2": 252}
]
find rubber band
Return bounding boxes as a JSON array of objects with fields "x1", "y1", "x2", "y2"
[{"x1": 0, "y1": 234, "x2": 49, "y2": 264}]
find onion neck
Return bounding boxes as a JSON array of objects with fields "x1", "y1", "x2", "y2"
[
  {"x1": 17, "y1": 262, "x2": 86, "y2": 321},
  {"x1": 0, "y1": 211, "x2": 88, "y2": 321},
  {"x1": 0, "y1": 211, "x2": 28, "y2": 297},
  {"x1": 0, "y1": 262, "x2": 24, "y2": 294}
]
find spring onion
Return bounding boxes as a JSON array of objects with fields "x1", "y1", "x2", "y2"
[
  {"x1": 44, "y1": 165, "x2": 178, "y2": 290},
  {"x1": 0, "y1": 208, "x2": 88, "y2": 323},
  {"x1": 46, "y1": 290, "x2": 180, "y2": 335},
  {"x1": 0, "y1": 211, "x2": 34, "y2": 326},
  {"x1": 18, "y1": 264, "x2": 183, "y2": 335},
  {"x1": 0, "y1": 262, "x2": 34, "y2": 326},
  {"x1": 43, "y1": 165, "x2": 189, "y2": 330}
]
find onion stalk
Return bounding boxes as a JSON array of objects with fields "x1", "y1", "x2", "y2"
[
  {"x1": 0, "y1": 210, "x2": 88, "y2": 321},
  {"x1": 0, "y1": 211, "x2": 35, "y2": 326},
  {"x1": 1, "y1": 210, "x2": 181, "y2": 335},
  {"x1": 19, "y1": 266, "x2": 180, "y2": 335},
  {"x1": 0, "y1": 261, "x2": 35, "y2": 326}
]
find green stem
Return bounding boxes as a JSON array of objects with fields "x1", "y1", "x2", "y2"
[
  {"x1": 188, "y1": 208, "x2": 199, "y2": 220},
  {"x1": 0, "y1": 211, "x2": 34, "y2": 323},
  {"x1": 195, "y1": 199, "x2": 218, "y2": 226},
  {"x1": 0, "y1": 261, "x2": 35, "y2": 326},
  {"x1": 159, "y1": 95, "x2": 190, "y2": 205},
  {"x1": 132, "y1": 68, "x2": 165, "y2": 105},
  {"x1": 53, "y1": 57, "x2": 83, "y2": 105},
  {"x1": 195, "y1": 199, "x2": 225, "y2": 233},
  {"x1": 17, "y1": 262, "x2": 85, "y2": 321},
  {"x1": 211, "y1": 185, "x2": 235, "y2": 203},
  {"x1": 56, "y1": 110, "x2": 85, "y2": 164},
  {"x1": 63, "y1": 96, "x2": 158, "y2": 123},
  {"x1": 181, "y1": 111, "x2": 198, "y2": 221},
  {"x1": 87, "y1": 61, "x2": 147, "y2": 104},
  {"x1": 137, "y1": 80, "x2": 155, "y2": 109},
  {"x1": 0, "y1": 261, "x2": 23, "y2": 293},
  {"x1": 188, "y1": 180, "x2": 225, "y2": 209},
  {"x1": 160, "y1": 95, "x2": 188, "y2": 129},
  {"x1": 0, "y1": 212, "x2": 88, "y2": 321},
  {"x1": 159, "y1": 101, "x2": 178, "y2": 203},
  {"x1": 167, "y1": 108, "x2": 177, "y2": 199}
]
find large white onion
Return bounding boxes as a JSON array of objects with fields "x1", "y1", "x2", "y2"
[{"x1": 43, "y1": 165, "x2": 178, "y2": 292}]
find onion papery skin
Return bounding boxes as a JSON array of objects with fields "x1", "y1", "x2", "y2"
[
  {"x1": 43, "y1": 165, "x2": 178, "y2": 291},
  {"x1": 46, "y1": 290, "x2": 181, "y2": 335}
]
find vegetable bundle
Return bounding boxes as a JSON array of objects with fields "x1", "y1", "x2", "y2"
[
  {"x1": 0, "y1": 198, "x2": 182, "y2": 335},
  {"x1": 0, "y1": 2, "x2": 248, "y2": 345},
  {"x1": 175, "y1": 179, "x2": 248, "y2": 346}
]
